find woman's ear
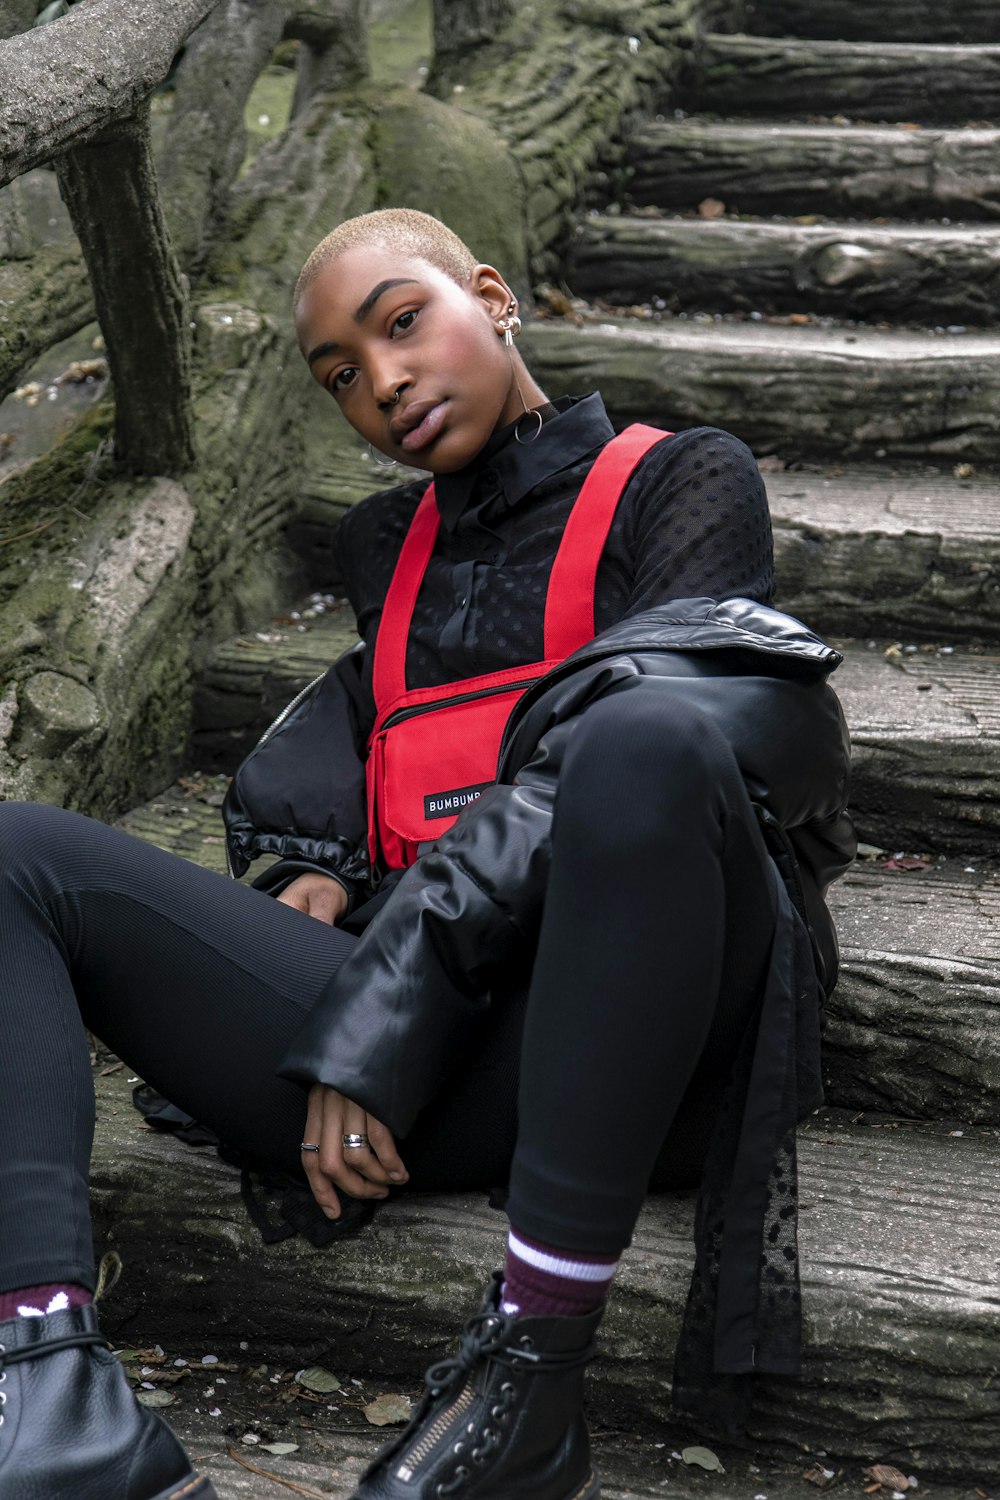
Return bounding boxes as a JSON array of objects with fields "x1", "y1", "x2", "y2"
[{"x1": 471, "y1": 264, "x2": 515, "y2": 324}]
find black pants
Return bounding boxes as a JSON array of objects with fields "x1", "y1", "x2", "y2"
[{"x1": 0, "y1": 681, "x2": 774, "y2": 1292}]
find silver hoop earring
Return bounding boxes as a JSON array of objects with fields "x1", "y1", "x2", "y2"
[
  {"x1": 514, "y1": 409, "x2": 543, "y2": 445},
  {"x1": 367, "y1": 442, "x2": 399, "y2": 469}
]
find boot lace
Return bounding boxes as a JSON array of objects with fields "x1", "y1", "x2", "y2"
[{"x1": 428, "y1": 1315, "x2": 595, "y2": 1498}]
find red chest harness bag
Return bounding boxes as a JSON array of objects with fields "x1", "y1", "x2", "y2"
[{"x1": 366, "y1": 422, "x2": 669, "y2": 871}]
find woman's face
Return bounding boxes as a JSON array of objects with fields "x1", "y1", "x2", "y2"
[{"x1": 296, "y1": 246, "x2": 524, "y2": 473}]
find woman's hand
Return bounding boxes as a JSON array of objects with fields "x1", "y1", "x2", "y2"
[
  {"x1": 301, "y1": 1082, "x2": 409, "y2": 1218},
  {"x1": 277, "y1": 872, "x2": 349, "y2": 926}
]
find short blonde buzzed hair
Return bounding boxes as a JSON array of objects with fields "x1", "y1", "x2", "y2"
[{"x1": 295, "y1": 208, "x2": 479, "y2": 304}]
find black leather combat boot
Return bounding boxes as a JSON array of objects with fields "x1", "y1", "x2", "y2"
[
  {"x1": 350, "y1": 1272, "x2": 602, "y2": 1499},
  {"x1": 0, "y1": 1303, "x2": 218, "y2": 1499}
]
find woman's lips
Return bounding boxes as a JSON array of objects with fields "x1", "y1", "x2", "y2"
[{"x1": 398, "y1": 400, "x2": 448, "y2": 453}]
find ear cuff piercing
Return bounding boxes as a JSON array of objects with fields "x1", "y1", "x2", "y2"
[
  {"x1": 498, "y1": 303, "x2": 523, "y2": 347},
  {"x1": 499, "y1": 301, "x2": 542, "y2": 444}
]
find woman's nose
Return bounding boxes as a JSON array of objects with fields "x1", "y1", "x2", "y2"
[{"x1": 373, "y1": 364, "x2": 411, "y2": 409}]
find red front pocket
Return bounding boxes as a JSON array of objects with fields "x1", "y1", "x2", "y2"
[
  {"x1": 368, "y1": 666, "x2": 557, "y2": 870},
  {"x1": 377, "y1": 687, "x2": 526, "y2": 864}
]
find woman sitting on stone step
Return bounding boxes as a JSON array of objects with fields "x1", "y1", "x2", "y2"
[{"x1": 0, "y1": 208, "x2": 854, "y2": 1500}]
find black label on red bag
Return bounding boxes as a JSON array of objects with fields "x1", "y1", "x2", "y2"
[{"x1": 423, "y1": 781, "x2": 494, "y2": 820}]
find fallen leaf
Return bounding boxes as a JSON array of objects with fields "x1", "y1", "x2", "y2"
[
  {"x1": 136, "y1": 1389, "x2": 175, "y2": 1408},
  {"x1": 261, "y1": 1442, "x2": 300, "y2": 1456},
  {"x1": 697, "y1": 197, "x2": 725, "y2": 219},
  {"x1": 803, "y1": 1464, "x2": 840, "y2": 1489},
  {"x1": 881, "y1": 855, "x2": 932, "y2": 872},
  {"x1": 863, "y1": 1467, "x2": 913, "y2": 1491},
  {"x1": 296, "y1": 1365, "x2": 341, "y2": 1394},
  {"x1": 795, "y1": 214, "x2": 819, "y2": 225},
  {"x1": 787, "y1": 312, "x2": 810, "y2": 325},
  {"x1": 681, "y1": 1445, "x2": 725, "y2": 1473},
  {"x1": 364, "y1": 1392, "x2": 412, "y2": 1426},
  {"x1": 756, "y1": 455, "x2": 786, "y2": 473},
  {"x1": 953, "y1": 462, "x2": 975, "y2": 480}
]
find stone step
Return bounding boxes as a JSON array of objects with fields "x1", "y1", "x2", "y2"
[
  {"x1": 568, "y1": 213, "x2": 1000, "y2": 324},
  {"x1": 744, "y1": 0, "x2": 1000, "y2": 46},
  {"x1": 825, "y1": 861, "x2": 1000, "y2": 1123},
  {"x1": 834, "y1": 641, "x2": 1000, "y2": 855},
  {"x1": 520, "y1": 316, "x2": 1000, "y2": 461},
  {"x1": 625, "y1": 120, "x2": 1000, "y2": 223},
  {"x1": 290, "y1": 416, "x2": 390, "y2": 583},
  {"x1": 119, "y1": 754, "x2": 1000, "y2": 1125},
  {"x1": 766, "y1": 465, "x2": 1000, "y2": 642},
  {"x1": 89, "y1": 1067, "x2": 1000, "y2": 1481},
  {"x1": 189, "y1": 603, "x2": 360, "y2": 771},
  {"x1": 685, "y1": 34, "x2": 1000, "y2": 123}
]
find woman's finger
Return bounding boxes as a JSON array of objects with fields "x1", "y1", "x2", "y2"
[
  {"x1": 301, "y1": 1084, "x2": 341, "y2": 1218},
  {"x1": 317, "y1": 1092, "x2": 389, "y2": 1201},
  {"x1": 340, "y1": 1100, "x2": 393, "y2": 1189},
  {"x1": 366, "y1": 1116, "x2": 408, "y2": 1183}
]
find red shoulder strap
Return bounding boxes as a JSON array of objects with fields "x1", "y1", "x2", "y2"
[
  {"x1": 372, "y1": 423, "x2": 669, "y2": 711},
  {"x1": 372, "y1": 485, "x2": 440, "y2": 710},
  {"x1": 543, "y1": 423, "x2": 668, "y2": 659}
]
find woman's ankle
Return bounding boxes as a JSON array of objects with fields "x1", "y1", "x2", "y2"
[{"x1": 500, "y1": 1230, "x2": 619, "y2": 1319}]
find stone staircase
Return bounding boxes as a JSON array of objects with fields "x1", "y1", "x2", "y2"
[{"x1": 92, "y1": 5, "x2": 1000, "y2": 1493}]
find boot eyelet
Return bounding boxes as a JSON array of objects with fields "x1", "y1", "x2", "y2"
[
  {"x1": 518, "y1": 1336, "x2": 534, "y2": 1350},
  {"x1": 453, "y1": 1441, "x2": 465, "y2": 1455}
]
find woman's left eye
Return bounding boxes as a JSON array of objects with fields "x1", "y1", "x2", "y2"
[{"x1": 391, "y1": 309, "x2": 418, "y2": 335}]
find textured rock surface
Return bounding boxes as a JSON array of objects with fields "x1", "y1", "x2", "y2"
[
  {"x1": 521, "y1": 317, "x2": 1000, "y2": 460},
  {"x1": 569, "y1": 214, "x2": 1000, "y2": 324},
  {"x1": 743, "y1": 0, "x2": 1000, "y2": 45},
  {"x1": 826, "y1": 864, "x2": 1000, "y2": 1122},
  {"x1": 190, "y1": 604, "x2": 360, "y2": 769},
  {"x1": 88, "y1": 1068, "x2": 1000, "y2": 1480},
  {"x1": 687, "y1": 33, "x2": 1000, "y2": 122},
  {"x1": 767, "y1": 466, "x2": 1000, "y2": 641},
  {"x1": 834, "y1": 642, "x2": 1000, "y2": 853},
  {"x1": 626, "y1": 121, "x2": 1000, "y2": 221}
]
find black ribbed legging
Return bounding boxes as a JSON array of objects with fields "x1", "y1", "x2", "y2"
[{"x1": 0, "y1": 680, "x2": 774, "y2": 1290}]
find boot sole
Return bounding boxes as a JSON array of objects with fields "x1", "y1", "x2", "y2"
[
  {"x1": 566, "y1": 1471, "x2": 601, "y2": 1500},
  {"x1": 147, "y1": 1476, "x2": 218, "y2": 1500}
]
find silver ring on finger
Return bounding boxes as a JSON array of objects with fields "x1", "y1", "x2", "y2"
[
  {"x1": 342, "y1": 1132, "x2": 370, "y2": 1150},
  {"x1": 300, "y1": 1142, "x2": 321, "y2": 1152}
]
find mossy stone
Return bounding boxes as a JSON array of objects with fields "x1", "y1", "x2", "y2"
[
  {"x1": 19, "y1": 670, "x2": 101, "y2": 752},
  {"x1": 368, "y1": 86, "x2": 530, "y2": 302}
]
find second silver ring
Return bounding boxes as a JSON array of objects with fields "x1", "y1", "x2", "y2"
[{"x1": 342, "y1": 1132, "x2": 371, "y2": 1150}]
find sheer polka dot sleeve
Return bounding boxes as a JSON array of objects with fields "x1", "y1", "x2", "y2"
[{"x1": 623, "y1": 427, "x2": 775, "y2": 618}]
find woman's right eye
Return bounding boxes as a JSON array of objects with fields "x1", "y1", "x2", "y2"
[{"x1": 330, "y1": 367, "x2": 358, "y2": 392}]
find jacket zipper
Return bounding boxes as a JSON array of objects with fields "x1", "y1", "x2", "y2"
[
  {"x1": 379, "y1": 676, "x2": 543, "y2": 734},
  {"x1": 255, "y1": 673, "x2": 325, "y2": 747},
  {"x1": 394, "y1": 1382, "x2": 476, "y2": 1482}
]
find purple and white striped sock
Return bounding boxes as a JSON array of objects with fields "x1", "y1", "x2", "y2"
[
  {"x1": 0, "y1": 1283, "x2": 92, "y2": 1322},
  {"x1": 500, "y1": 1230, "x2": 619, "y2": 1319}
]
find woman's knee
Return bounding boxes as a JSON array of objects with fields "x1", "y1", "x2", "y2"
[
  {"x1": 563, "y1": 681, "x2": 735, "y2": 805},
  {"x1": 0, "y1": 801, "x2": 84, "y2": 880}
]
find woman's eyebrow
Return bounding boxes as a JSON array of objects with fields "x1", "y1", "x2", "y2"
[
  {"x1": 353, "y1": 278, "x2": 419, "y2": 324},
  {"x1": 306, "y1": 279, "x2": 421, "y2": 364}
]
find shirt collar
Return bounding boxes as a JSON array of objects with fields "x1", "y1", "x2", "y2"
[{"x1": 434, "y1": 392, "x2": 614, "y2": 531}]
